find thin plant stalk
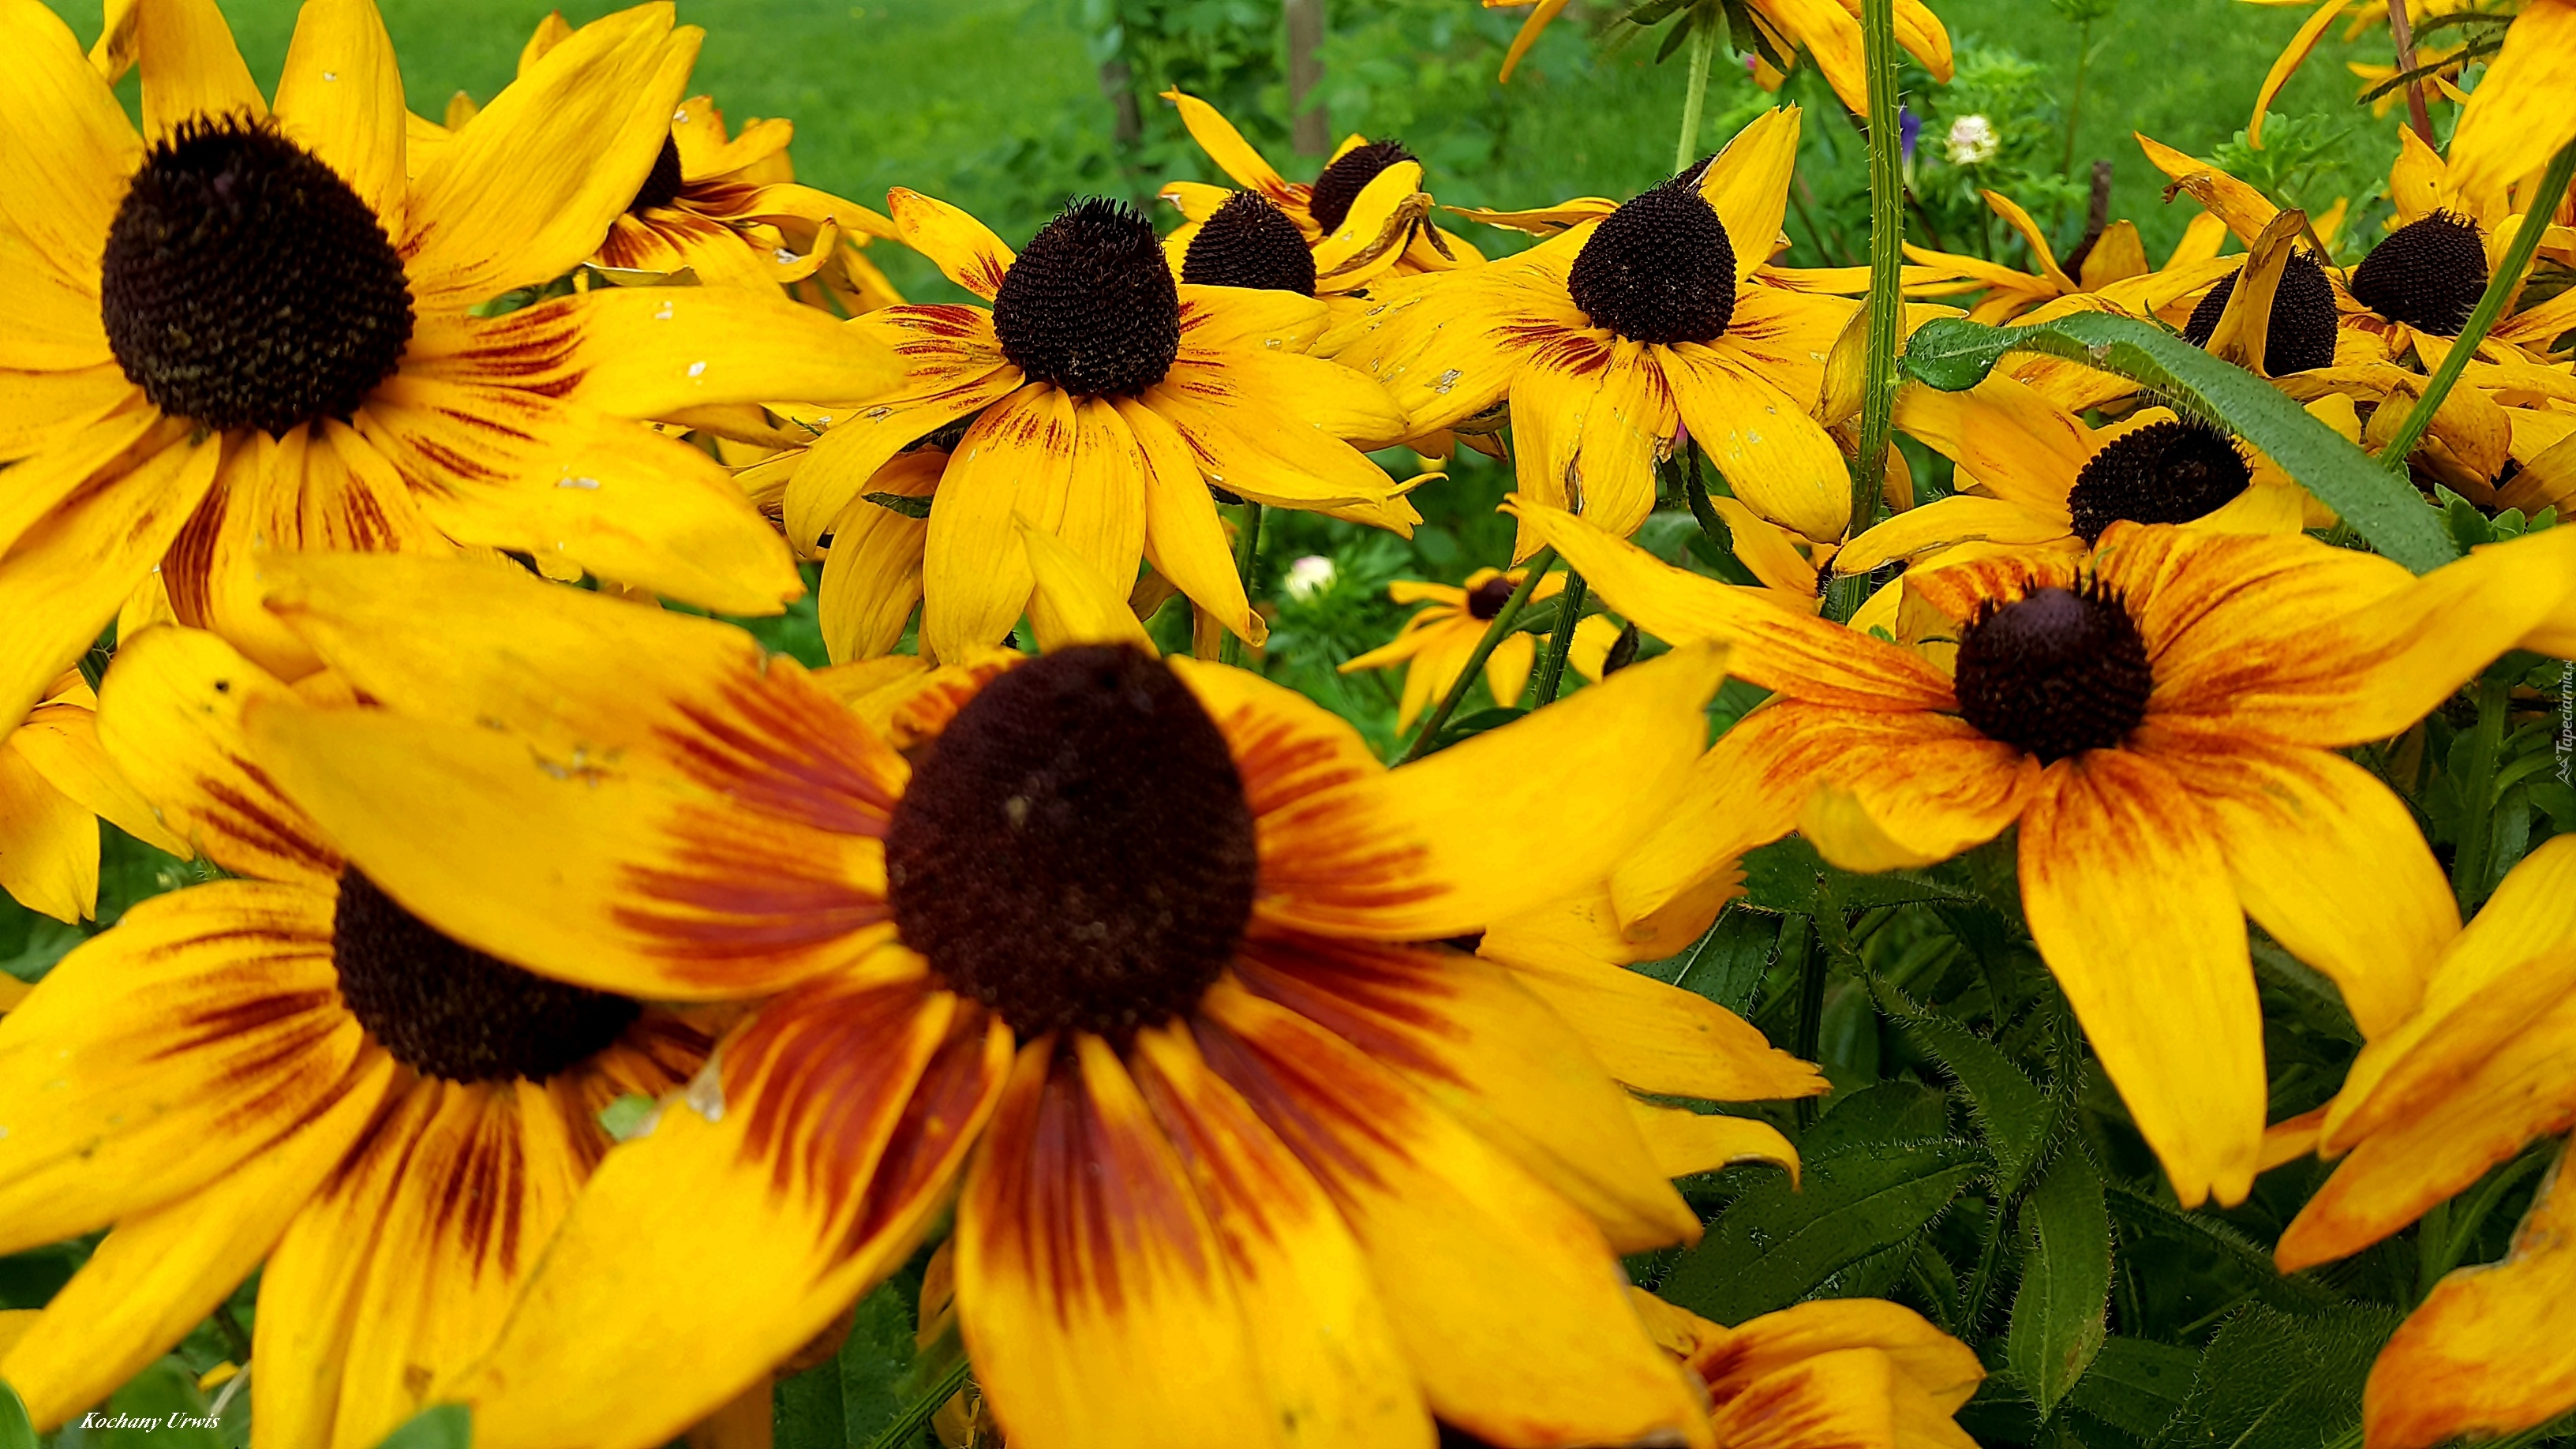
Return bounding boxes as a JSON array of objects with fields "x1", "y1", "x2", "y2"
[
  {"x1": 1220, "y1": 500, "x2": 1264, "y2": 667},
  {"x1": 1676, "y1": 5, "x2": 1723, "y2": 172},
  {"x1": 2378, "y1": 138, "x2": 2576, "y2": 474},
  {"x1": 1842, "y1": 0, "x2": 1905, "y2": 615},
  {"x1": 2387, "y1": 0, "x2": 2436, "y2": 145},
  {"x1": 1531, "y1": 572, "x2": 1589, "y2": 706},
  {"x1": 1396, "y1": 548, "x2": 1556, "y2": 763},
  {"x1": 2060, "y1": 17, "x2": 2092, "y2": 176},
  {"x1": 2450, "y1": 668, "x2": 2514, "y2": 910}
]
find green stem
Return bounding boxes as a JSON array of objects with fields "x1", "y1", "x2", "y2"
[
  {"x1": 1396, "y1": 549, "x2": 1555, "y2": 763},
  {"x1": 1683, "y1": 441, "x2": 1727, "y2": 546},
  {"x1": 1675, "y1": 5, "x2": 1722, "y2": 173},
  {"x1": 2451, "y1": 668, "x2": 2514, "y2": 910},
  {"x1": 1530, "y1": 572, "x2": 1589, "y2": 706},
  {"x1": 2061, "y1": 17, "x2": 2091, "y2": 178},
  {"x1": 1220, "y1": 500, "x2": 1264, "y2": 667},
  {"x1": 1848, "y1": 0, "x2": 1904, "y2": 549},
  {"x1": 2379, "y1": 138, "x2": 2576, "y2": 473},
  {"x1": 1789, "y1": 916, "x2": 1828, "y2": 1129}
]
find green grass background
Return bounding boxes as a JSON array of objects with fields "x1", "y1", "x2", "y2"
[{"x1": 39, "y1": 0, "x2": 2400, "y2": 303}]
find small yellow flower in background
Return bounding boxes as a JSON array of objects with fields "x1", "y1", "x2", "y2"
[
  {"x1": 1481, "y1": 0, "x2": 1955, "y2": 117},
  {"x1": 0, "y1": 0, "x2": 903, "y2": 731},
  {"x1": 775, "y1": 189, "x2": 1417, "y2": 663},
  {"x1": 1631, "y1": 1290, "x2": 1985, "y2": 1449},
  {"x1": 2272, "y1": 837, "x2": 2576, "y2": 1449},
  {"x1": 0, "y1": 672, "x2": 188, "y2": 924},
  {"x1": 1338, "y1": 567, "x2": 1623, "y2": 729},
  {"x1": 1330, "y1": 110, "x2": 1863, "y2": 549},
  {"x1": 0, "y1": 623, "x2": 723, "y2": 1449},
  {"x1": 427, "y1": 11, "x2": 908, "y2": 311},
  {"x1": 2235, "y1": 0, "x2": 2495, "y2": 145},
  {"x1": 1521, "y1": 500, "x2": 2576, "y2": 1208},
  {"x1": 1833, "y1": 374, "x2": 2334, "y2": 581},
  {"x1": 1159, "y1": 90, "x2": 1485, "y2": 298}
]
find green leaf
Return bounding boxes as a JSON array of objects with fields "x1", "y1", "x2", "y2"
[
  {"x1": 2166, "y1": 1305, "x2": 2402, "y2": 1449},
  {"x1": 1870, "y1": 976, "x2": 2050, "y2": 1189},
  {"x1": 371, "y1": 1404, "x2": 471, "y2": 1449},
  {"x1": 1657, "y1": 1136, "x2": 1986, "y2": 1323},
  {"x1": 1642, "y1": 905, "x2": 1780, "y2": 1015},
  {"x1": 2103, "y1": 1184, "x2": 2342, "y2": 1312},
  {"x1": 0, "y1": 1383, "x2": 33, "y2": 1449},
  {"x1": 1803, "y1": 1080, "x2": 1949, "y2": 1155},
  {"x1": 1741, "y1": 837, "x2": 1973, "y2": 915},
  {"x1": 863, "y1": 491, "x2": 935, "y2": 520},
  {"x1": 776, "y1": 1347, "x2": 848, "y2": 1449},
  {"x1": 1900, "y1": 315, "x2": 2458, "y2": 573},
  {"x1": 837, "y1": 1279, "x2": 924, "y2": 1446},
  {"x1": 2066, "y1": 1337, "x2": 2200, "y2": 1441},
  {"x1": 2006, "y1": 1149, "x2": 2112, "y2": 1419}
]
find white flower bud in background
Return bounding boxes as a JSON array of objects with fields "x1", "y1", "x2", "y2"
[
  {"x1": 1282, "y1": 554, "x2": 1337, "y2": 601},
  {"x1": 1944, "y1": 114, "x2": 2000, "y2": 167}
]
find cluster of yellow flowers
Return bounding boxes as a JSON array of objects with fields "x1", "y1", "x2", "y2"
[{"x1": 1, "y1": 0, "x2": 2574, "y2": 1446}]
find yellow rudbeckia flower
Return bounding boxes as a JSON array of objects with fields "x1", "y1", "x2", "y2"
[
  {"x1": 1900, "y1": 188, "x2": 2244, "y2": 326},
  {"x1": 232, "y1": 550, "x2": 1734, "y2": 1449},
  {"x1": 1632, "y1": 1290, "x2": 1986, "y2": 1449},
  {"x1": 1833, "y1": 375, "x2": 2334, "y2": 578},
  {"x1": 2272, "y1": 836, "x2": 2576, "y2": 1449},
  {"x1": 1330, "y1": 109, "x2": 1862, "y2": 548},
  {"x1": 0, "y1": 672, "x2": 189, "y2": 923},
  {"x1": 428, "y1": 12, "x2": 908, "y2": 312},
  {"x1": 1483, "y1": 0, "x2": 1955, "y2": 117},
  {"x1": 0, "y1": 0, "x2": 901, "y2": 730},
  {"x1": 0, "y1": 623, "x2": 724, "y2": 1449},
  {"x1": 776, "y1": 189, "x2": 1417, "y2": 663},
  {"x1": 1159, "y1": 90, "x2": 1485, "y2": 299},
  {"x1": 1520, "y1": 500, "x2": 2576, "y2": 1207},
  {"x1": 1337, "y1": 566, "x2": 1623, "y2": 729}
]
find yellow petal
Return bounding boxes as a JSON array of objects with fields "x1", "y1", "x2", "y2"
[
  {"x1": 559, "y1": 287, "x2": 906, "y2": 419},
  {"x1": 1020, "y1": 520, "x2": 1153, "y2": 653},
  {"x1": 919, "y1": 384, "x2": 1066, "y2": 661},
  {"x1": 2446, "y1": 0, "x2": 2576, "y2": 214},
  {"x1": 1698, "y1": 108, "x2": 1800, "y2": 283},
  {"x1": 1158, "y1": 90, "x2": 1296, "y2": 207},
  {"x1": 0, "y1": 739, "x2": 92, "y2": 923},
  {"x1": 449, "y1": 977, "x2": 1007, "y2": 1449},
  {"x1": 1509, "y1": 340, "x2": 1675, "y2": 545},
  {"x1": 2018, "y1": 751, "x2": 2262, "y2": 1208},
  {"x1": 10, "y1": 693, "x2": 189, "y2": 859},
  {"x1": 888, "y1": 187, "x2": 1018, "y2": 300},
  {"x1": 1629, "y1": 1100, "x2": 1799, "y2": 1182},
  {"x1": 2247, "y1": 0, "x2": 2355, "y2": 148},
  {"x1": 271, "y1": 0, "x2": 407, "y2": 230},
  {"x1": 1659, "y1": 343, "x2": 1852, "y2": 542},
  {"x1": 817, "y1": 453, "x2": 935, "y2": 664},
  {"x1": 136, "y1": 0, "x2": 264, "y2": 141},
  {"x1": 0, "y1": 1052, "x2": 395, "y2": 1431}
]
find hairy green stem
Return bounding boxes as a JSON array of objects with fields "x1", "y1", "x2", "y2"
[
  {"x1": 2451, "y1": 668, "x2": 2515, "y2": 910},
  {"x1": 1531, "y1": 572, "x2": 1589, "y2": 706},
  {"x1": 2379, "y1": 139, "x2": 2576, "y2": 473},
  {"x1": 1848, "y1": 0, "x2": 1904, "y2": 554},
  {"x1": 1676, "y1": 5, "x2": 1722, "y2": 172},
  {"x1": 1397, "y1": 549, "x2": 1556, "y2": 763},
  {"x1": 1220, "y1": 500, "x2": 1264, "y2": 666}
]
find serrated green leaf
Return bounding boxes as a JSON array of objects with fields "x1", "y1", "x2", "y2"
[
  {"x1": 1900, "y1": 315, "x2": 2458, "y2": 573},
  {"x1": 1803, "y1": 1080, "x2": 1949, "y2": 1155},
  {"x1": 2067, "y1": 1337, "x2": 2200, "y2": 1440},
  {"x1": 2102, "y1": 1184, "x2": 2342, "y2": 1311},
  {"x1": 371, "y1": 1405, "x2": 470, "y2": 1449},
  {"x1": 2166, "y1": 1305, "x2": 2402, "y2": 1449},
  {"x1": 0, "y1": 1383, "x2": 33, "y2": 1449},
  {"x1": 1643, "y1": 905, "x2": 1779, "y2": 1015},
  {"x1": 1658, "y1": 1136, "x2": 1986, "y2": 1322},
  {"x1": 1871, "y1": 976, "x2": 2050, "y2": 1188},
  {"x1": 837, "y1": 1279, "x2": 922, "y2": 1447},
  {"x1": 776, "y1": 1347, "x2": 848, "y2": 1449},
  {"x1": 1653, "y1": 6, "x2": 1696, "y2": 61},
  {"x1": 2007, "y1": 1150, "x2": 2111, "y2": 1419}
]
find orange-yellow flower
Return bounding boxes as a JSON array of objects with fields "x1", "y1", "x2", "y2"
[
  {"x1": 1338, "y1": 567, "x2": 1622, "y2": 729},
  {"x1": 234, "y1": 551, "x2": 1740, "y2": 1449},
  {"x1": 2272, "y1": 836, "x2": 2576, "y2": 1449},
  {"x1": 776, "y1": 189, "x2": 1417, "y2": 663},
  {"x1": 0, "y1": 672, "x2": 188, "y2": 923},
  {"x1": 1521, "y1": 500, "x2": 2576, "y2": 1207},
  {"x1": 1633, "y1": 1290, "x2": 1985, "y2": 1449}
]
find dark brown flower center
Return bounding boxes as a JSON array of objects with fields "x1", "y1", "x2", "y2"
[
  {"x1": 1567, "y1": 172, "x2": 1737, "y2": 345},
  {"x1": 1465, "y1": 575, "x2": 1518, "y2": 620},
  {"x1": 2350, "y1": 211, "x2": 2488, "y2": 335},
  {"x1": 1308, "y1": 139, "x2": 1414, "y2": 233},
  {"x1": 1953, "y1": 583, "x2": 2151, "y2": 762},
  {"x1": 2180, "y1": 249, "x2": 2338, "y2": 374},
  {"x1": 883, "y1": 645, "x2": 1258, "y2": 1039},
  {"x1": 333, "y1": 868, "x2": 638, "y2": 1082},
  {"x1": 630, "y1": 133, "x2": 687, "y2": 214},
  {"x1": 1181, "y1": 191, "x2": 1317, "y2": 295},
  {"x1": 2064, "y1": 417, "x2": 2252, "y2": 544},
  {"x1": 100, "y1": 118, "x2": 414, "y2": 436},
  {"x1": 990, "y1": 198, "x2": 1181, "y2": 397}
]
